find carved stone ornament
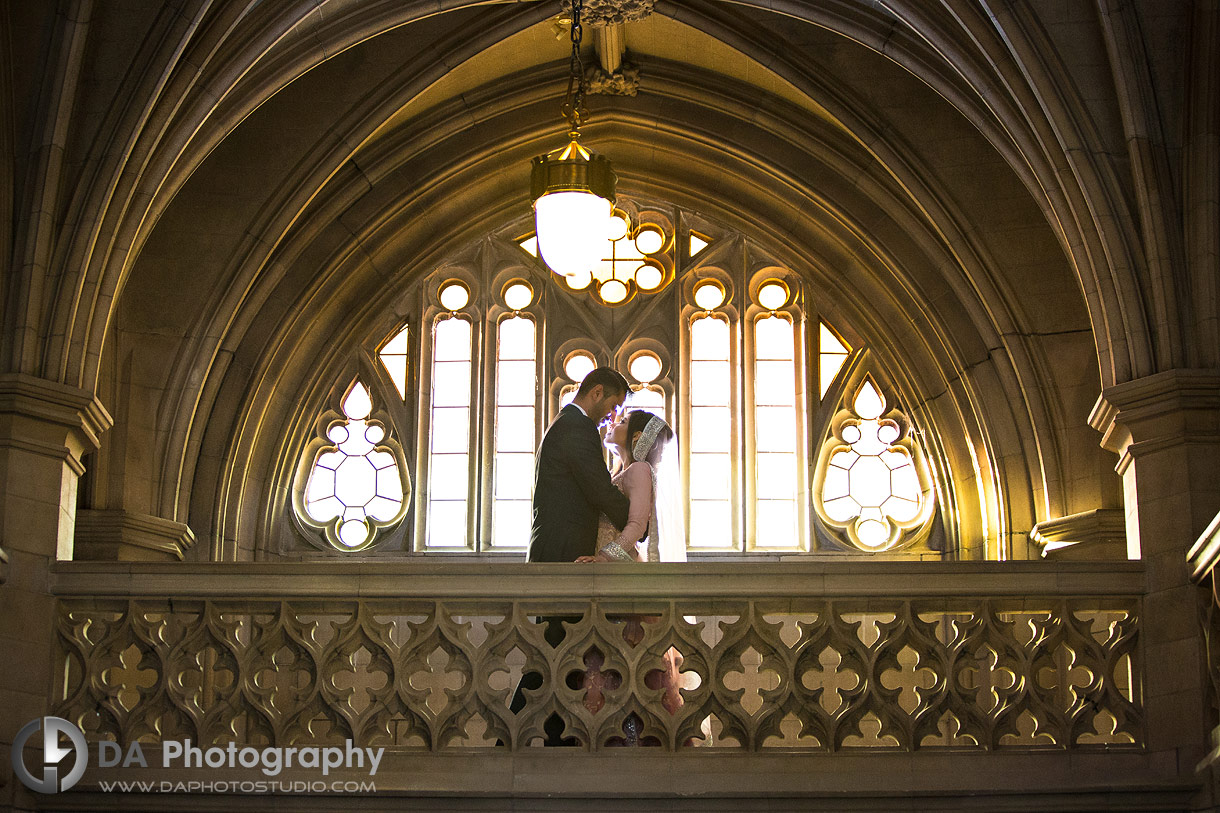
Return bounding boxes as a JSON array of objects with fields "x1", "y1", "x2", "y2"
[
  {"x1": 54, "y1": 592, "x2": 1142, "y2": 752},
  {"x1": 586, "y1": 62, "x2": 641, "y2": 96},
  {"x1": 564, "y1": 0, "x2": 655, "y2": 26}
]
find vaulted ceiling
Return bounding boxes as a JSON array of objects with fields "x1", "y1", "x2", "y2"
[{"x1": 5, "y1": 0, "x2": 1209, "y2": 555}]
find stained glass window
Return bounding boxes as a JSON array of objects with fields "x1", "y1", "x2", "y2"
[
  {"x1": 626, "y1": 351, "x2": 666, "y2": 420},
  {"x1": 293, "y1": 202, "x2": 945, "y2": 558}
]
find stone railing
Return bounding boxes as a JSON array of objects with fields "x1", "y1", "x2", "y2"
[{"x1": 51, "y1": 561, "x2": 1143, "y2": 757}]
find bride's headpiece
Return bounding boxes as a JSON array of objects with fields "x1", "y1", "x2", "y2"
[{"x1": 632, "y1": 414, "x2": 667, "y2": 462}]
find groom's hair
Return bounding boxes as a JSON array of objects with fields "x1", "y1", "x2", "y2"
[{"x1": 576, "y1": 367, "x2": 629, "y2": 397}]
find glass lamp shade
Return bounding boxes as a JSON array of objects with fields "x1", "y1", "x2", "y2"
[
  {"x1": 534, "y1": 191, "x2": 612, "y2": 277},
  {"x1": 531, "y1": 138, "x2": 616, "y2": 278}
]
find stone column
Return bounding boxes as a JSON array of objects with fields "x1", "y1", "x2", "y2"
[
  {"x1": 0, "y1": 374, "x2": 110, "y2": 807},
  {"x1": 1091, "y1": 368, "x2": 1220, "y2": 776}
]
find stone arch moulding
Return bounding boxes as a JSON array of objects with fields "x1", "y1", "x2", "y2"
[
  {"x1": 22, "y1": 0, "x2": 1156, "y2": 401},
  {"x1": 186, "y1": 172, "x2": 1036, "y2": 560},
  {"x1": 17, "y1": 1, "x2": 1131, "y2": 558}
]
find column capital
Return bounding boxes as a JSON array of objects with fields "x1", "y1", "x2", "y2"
[
  {"x1": 0, "y1": 372, "x2": 112, "y2": 473},
  {"x1": 1089, "y1": 368, "x2": 1220, "y2": 470}
]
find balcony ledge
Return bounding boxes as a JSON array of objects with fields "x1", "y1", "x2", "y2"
[{"x1": 50, "y1": 559, "x2": 1145, "y2": 599}]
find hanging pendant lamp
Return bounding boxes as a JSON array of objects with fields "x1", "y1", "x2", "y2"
[{"x1": 530, "y1": 0, "x2": 616, "y2": 279}]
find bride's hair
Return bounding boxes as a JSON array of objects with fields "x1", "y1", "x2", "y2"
[{"x1": 622, "y1": 409, "x2": 672, "y2": 465}]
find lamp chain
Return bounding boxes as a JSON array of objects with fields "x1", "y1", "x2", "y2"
[{"x1": 561, "y1": 0, "x2": 587, "y2": 137}]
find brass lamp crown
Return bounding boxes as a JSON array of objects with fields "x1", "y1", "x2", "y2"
[{"x1": 530, "y1": 138, "x2": 616, "y2": 204}]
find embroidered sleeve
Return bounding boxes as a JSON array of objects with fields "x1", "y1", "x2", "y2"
[
  {"x1": 598, "y1": 540, "x2": 636, "y2": 562},
  {"x1": 612, "y1": 462, "x2": 652, "y2": 554}
]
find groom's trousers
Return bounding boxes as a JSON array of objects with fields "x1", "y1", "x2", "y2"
[{"x1": 508, "y1": 614, "x2": 582, "y2": 746}]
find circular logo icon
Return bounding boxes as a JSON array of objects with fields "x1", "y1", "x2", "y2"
[{"x1": 12, "y1": 716, "x2": 87, "y2": 794}]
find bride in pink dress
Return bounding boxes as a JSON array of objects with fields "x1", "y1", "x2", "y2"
[
  {"x1": 575, "y1": 409, "x2": 685, "y2": 564},
  {"x1": 575, "y1": 409, "x2": 688, "y2": 724}
]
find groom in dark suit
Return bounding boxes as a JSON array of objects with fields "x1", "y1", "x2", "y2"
[
  {"x1": 512, "y1": 367, "x2": 632, "y2": 746},
  {"x1": 528, "y1": 366, "x2": 632, "y2": 564}
]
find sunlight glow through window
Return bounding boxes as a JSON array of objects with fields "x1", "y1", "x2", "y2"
[
  {"x1": 428, "y1": 317, "x2": 472, "y2": 547},
  {"x1": 753, "y1": 314, "x2": 799, "y2": 548},
  {"x1": 378, "y1": 325, "x2": 410, "y2": 400},
  {"x1": 819, "y1": 322, "x2": 851, "y2": 398},
  {"x1": 689, "y1": 315, "x2": 733, "y2": 547},
  {"x1": 303, "y1": 381, "x2": 404, "y2": 550},
  {"x1": 493, "y1": 316, "x2": 536, "y2": 548},
  {"x1": 819, "y1": 379, "x2": 928, "y2": 551}
]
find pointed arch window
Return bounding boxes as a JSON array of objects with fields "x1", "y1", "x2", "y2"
[
  {"x1": 284, "y1": 201, "x2": 952, "y2": 559},
  {"x1": 427, "y1": 313, "x2": 473, "y2": 547},
  {"x1": 688, "y1": 305, "x2": 734, "y2": 549},
  {"x1": 751, "y1": 311, "x2": 801, "y2": 549},
  {"x1": 492, "y1": 313, "x2": 537, "y2": 548},
  {"x1": 378, "y1": 325, "x2": 410, "y2": 400},
  {"x1": 627, "y1": 349, "x2": 667, "y2": 420}
]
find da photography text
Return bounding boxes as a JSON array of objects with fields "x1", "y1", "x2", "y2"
[
  {"x1": 13, "y1": 716, "x2": 384, "y2": 795},
  {"x1": 103, "y1": 738, "x2": 385, "y2": 777}
]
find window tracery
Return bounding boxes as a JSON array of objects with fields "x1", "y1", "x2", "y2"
[
  {"x1": 287, "y1": 199, "x2": 942, "y2": 557},
  {"x1": 751, "y1": 309, "x2": 800, "y2": 549},
  {"x1": 626, "y1": 349, "x2": 667, "y2": 420},
  {"x1": 559, "y1": 349, "x2": 597, "y2": 409},
  {"x1": 812, "y1": 378, "x2": 934, "y2": 551},
  {"x1": 298, "y1": 381, "x2": 408, "y2": 551}
]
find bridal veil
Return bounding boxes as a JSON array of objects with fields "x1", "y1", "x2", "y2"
[{"x1": 632, "y1": 414, "x2": 686, "y2": 562}]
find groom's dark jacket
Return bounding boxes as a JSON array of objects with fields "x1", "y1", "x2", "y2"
[{"x1": 529, "y1": 404, "x2": 631, "y2": 562}]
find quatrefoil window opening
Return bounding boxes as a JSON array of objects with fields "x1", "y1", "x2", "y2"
[
  {"x1": 302, "y1": 381, "x2": 407, "y2": 551},
  {"x1": 814, "y1": 377, "x2": 933, "y2": 552}
]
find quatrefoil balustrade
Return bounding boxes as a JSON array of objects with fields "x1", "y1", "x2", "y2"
[{"x1": 55, "y1": 597, "x2": 1141, "y2": 753}]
